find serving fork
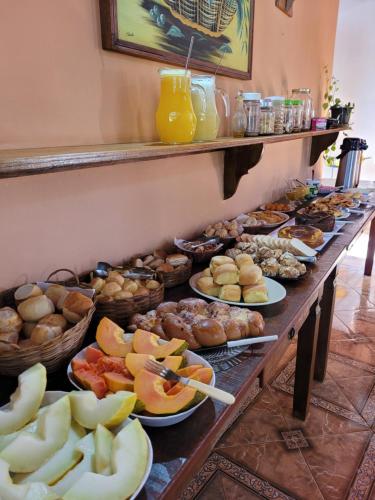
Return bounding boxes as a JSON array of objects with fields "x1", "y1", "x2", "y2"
[{"x1": 145, "y1": 359, "x2": 235, "y2": 405}]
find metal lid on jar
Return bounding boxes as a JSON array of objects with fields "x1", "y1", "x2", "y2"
[
  {"x1": 292, "y1": 88, "x2": 311, "y2": 93},
  {"x1": 266, "y1": 96, "x2": 285, "y2": 102},
  {"x1": 260, "y1": 99, "x2": 274, "y2": 108},
  {"x1": 242, "y1": 92, "x2": 261, "y2": 101}
]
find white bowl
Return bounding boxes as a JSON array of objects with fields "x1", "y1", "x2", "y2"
[
  {"x1": 67, "y1": 339, "x2": 216, "y2": 427},
  {"x1": 1, "y1": 391, "x2": 153, "y2": 499}
]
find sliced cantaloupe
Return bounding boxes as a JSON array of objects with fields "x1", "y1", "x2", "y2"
[
  {"x1": 162, "y1": 356, "x2": 184, "y2": 371},
  {"x1": 0, "y1": 396, "x2": 71, "y2": 473},
  {"x1": 167, "y1": 384, "x2": 184, "y2": 396},
  {"x1": 125, "y1": 353, "x2": 155, "y2": 377},
  {"x1": 134, "y1": 369, "x2": 198, "y2": 415},
  {"x1": 62, "y1": 419, "x2": 148, "y2": 500},
  {"x1": 85, "y1": 345, "x2": 104, "y2": 363},
  {"x1": 132, "y1": 329, "x2": 188, "y2": 359},
  {"x1": 94, "y1": 424, "x2": 113, "y2": 476},
  {"x1": 71, "y1": 358, "x2": 91, "y2": 372},
  {"x1": 191, "y1": 367, "x2": 213, "y2": 384},
  {"x1": 13, "y1": 420, "x2": 86, "y2": 486},
  {"x1": 176, "y1": 365, "x2": 204, "y2": 377},
  {"x1": 69, "y1": 390, "x2": 136, "y2": 429},
  {"x1": 73, "y1": 369, "x2": 108, "y2": 399},
  {"x1": 96, "y1": 317, "x2": 132, "y2": 357},
  {"x1": 0, "y1": 363, "x2": 47, "y2": 435},
  {"x1": 103, "y1": 372, "x2": 134, "y2": 392}
]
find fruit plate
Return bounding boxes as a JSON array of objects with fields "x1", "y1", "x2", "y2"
[
  {"x1": 248, "y1": 211, "x2": 290, "y2": 228},
  {"x1": 68, "y1": 340, "x2": 216, "y2": 428},
  {"x1": 189, "y1": 272, "x2": 287, "y2": 307},
  {"x1": 1, "y1": 390, "x2": 153, "y2": 500}
]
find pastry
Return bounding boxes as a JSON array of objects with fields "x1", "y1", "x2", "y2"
[
  {"x1": 213, "y1": 263, "x2": 239, "y2": 285},
  {"x1": 278, "y1": 225, "x2": 324, "y2": 248},
  {"x1": 62, "y1": 291, "x2": 93, "y2": 323},
  {"x1": 209, "y1": 255, "x2": 234, "y2": 273},
  {"x1": 14, "y1": 284, "x2": 43, "y2": 303},
  {"x1": 279, "y1": 266, "x2": 300, "y2": 279},
  {"x1": 45, "y1": 284, "x2": 70, "y2": 310},
  {"x1": 156, "y1": 302, "x2": 178, "y2": 316},
  {"x1": 264, "y1": 202, "x2": 294, "y2": 212},
  {"x1": 0, "y1": 307, "x2": 23, "y2": 334},
  {"x1": 235, "y1": 254, "x2": 254, "y2": 268},
  {"x1": 38, "y1": 313, "x2": 68, "y2": 331},
  {"x1": 161, "y1": 313, "x2": 201, "y2": 349},
  {"x1": 196, "y1": 276, "x2": 221, "y2": 297},
  {"x1": 225, "y1": 248, "x2": 243, "y2": 259},
  {"x1": 192, "y1": 319, "x2": 226, "y2": 347},
  {"x1": 238, "y1": 264, "x2": 263, "y2": 286},
  {"x1": 260, "y1": 258, "x2": 280, "y2": 277},
  {"x1": 279, "y1": 252, "x2": 299, "y2": 267},
  {"x1": 249, "y1": 211, "x2": 287, "y2": 225},
  {"x1": 17, "y1": 296, "x2": 55, "y2": 323},
  {"x1": 219, "y1": 285, "x2": 241, "y2": 302},
  {"x1": 178, "y1": 298, "x2": 208, "y2": 315},
  {"x1": 166, "y1": 254, "x2": 189, "y2": 266},
  {"x1": 257, "y1": 246, "x2": 275, "y2": 259}
]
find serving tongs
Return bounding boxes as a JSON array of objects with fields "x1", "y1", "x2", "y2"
[
  {"x1": 95, "y1": 261, "x2": 156, "y2": 280},
  {"x1": 190, "y1": 236, "x2": 221, "y2": 249},
  {"x1": 145, "y1": 359, "x2": 235, "y2": 405}
]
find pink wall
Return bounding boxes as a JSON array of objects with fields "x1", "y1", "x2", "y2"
[{"x1": 0, "y1": 0, "x2": 339, "y2": 289}]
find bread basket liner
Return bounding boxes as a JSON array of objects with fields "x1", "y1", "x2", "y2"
[{"x1": 0, "y1": 269, "x2": 96, "y2": 376}]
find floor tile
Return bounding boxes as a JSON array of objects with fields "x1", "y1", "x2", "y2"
[
  {"x1": 327, "y1": 352, "x2": 375, "y2": 379},
  {"x1": 301, "y1": 431, "x2": 372, "y2": 500},
  {"x1": 329, "y1": 340, "x2": 375, "y2": 366},
  {"x1": 335, "y1": 376, "x2": 375, "y2": 414},
  {"x1": 334, "y1": 285, "x2": 372, "y2": 311},
  {"x1": 330, "y1": 314, "x2": 357, "y2": 341},
  {"x1": 220, "y1": 442, "x2": 324, "y2": 499},
  {"x1": 336, "y1": 308, "x2": 375, "y2": 339},
  {"x1": 346, "y1": 434, "x2": 375, "y2": 500},
  {"x1": 219, "y1": 474, "x2": 263, "y2": 500}
]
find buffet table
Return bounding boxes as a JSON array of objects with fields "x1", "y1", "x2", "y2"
[{"x1": 1, "y1": 205, "x2": 374, "y2": 500}]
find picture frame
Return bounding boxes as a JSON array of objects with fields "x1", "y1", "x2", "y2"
[{"x1": 99, "y1": 0, "x2": 255, "y2": 80}]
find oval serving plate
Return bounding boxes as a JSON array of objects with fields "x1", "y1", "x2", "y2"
[
  {"x1": 248, "y1": 211, "x2": 290, "y2": 228},
  {"x1": 68, "y1": 338, "x2": 216, "y2": 428},
  {"x1": 259, "y1": 203, "x2": 296, "y2": 214},
  {"x1": 189, "y1": 272, "x2": 286, "y2": 307}
]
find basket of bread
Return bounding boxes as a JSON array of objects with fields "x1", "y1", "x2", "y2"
[
  {"x1": 128, "y1": 250, "x2": 192, "y2": 288},
  {"x1": 0, "y1": 270, "x2": 95, "y2": 376},
  {"x1": 203, "y1": 219, "x2": 243, "y2": 245},
  {"x1": 89, "y1": 268, "x2": 164, "y2": 328}
]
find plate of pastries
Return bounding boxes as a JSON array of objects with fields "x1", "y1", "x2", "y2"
[
  {"x1": 278, "y1": 225, "x2": 324, "y2": 249},
  {"x1": 226, "y1": 246, "x2": 307, "y2": 281},
  {"x1": 324, "y1": 192, "x2": 360, "y2": 208},
  {"x1": 128, "y1": 297, "x2": 265, "y2": 350},
  {"x1": 296, "y1": 208, "x2": 336, "y2": 232},
  {"x1": 190, "y1": 254, "x2": 287, "y2": 306},
  {"x1": 203, "y1": 220, "x2": 243, "y2": 240},
  {"x1": 259, "y1": 202, "x2": 297, "y2": 213},
  {"x1": 235, "y1": 234, "x2": 317, "y2": 259},
  {"x1": 247, "y1": 211, "x2": 290, "y2": 228},
  {"x1": 308, "y1": 199, "x2": 350, "y2": 218}
]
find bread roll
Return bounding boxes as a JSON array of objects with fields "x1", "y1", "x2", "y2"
[
  {"x1": 123, "y1": 280, "x2": 138, "y2": 293},
  {"x1": 45, "y1": 284, "x2": 69, "y2": 310},
  {"x1": 132, "y1": 286, "x2": 149, "y2": 297},
  {"x1": 219, "y1": 285, "x2": 241, "y2": 302},
  {"x1": 238, "y1": 264, "x2": 263, "y2": 286},
  {"x1": 0, "y1": 307, "x2": 23, "y2": 333},
  {"x1": 90, "y1": 277, "x2": 105, "y2": 292},
  {"x1": 23, "y1": 322, "x2": 37, "y2": 338},
  {"x1": 97, "y1": 295, "x2": 113, "y2": 303},
  {"x1": 156, "y1": 263, "x2": 174, "y2": 273},
  {"x1": 243, "y1": 283, "x2": 268, "y2": 303},
  {"x1": 145, "y1": 280, "x2": 160, "y2": 290},
  {"x1": 177, "y1": 298, "x2": 208, "y2": 315},
  {"x1": 39, "y1": 313, "x2": 68, "y2": 332},
  {"x1": 196, "y1": 277, "x2": 221, "y2": 297},
  {"x1": 235, "y1": 254, "x2": 254, "y2": 268},
  {"x1": 223, "y1": 319, "x2": 242, "y2": 340},
  {"x1": 213, "y1": 264, "x2": 239, "y2": 285},
  {"x1": 202, "y1": 268, "x2": 212, "y2": 277},
  {"x1": 209, "y1": 255, "x2": 235, "y2": 274},
  {"x1": 17, "y1": 296, "x2": 55, "y2": 322},
  {"x1": 192, "y1": 319, "x2": 226, "y2": 347},
  {"x1": 114, "y1": 290, "x2": 133, "y2": 300},
  {"x1": 148, "y1": 258, "x2": 164, "y2": 270},
  {"x1": 14, "y1": 284, "x2": 43, "y2": 303},
  {"x1": 247, "y1": 311, "x2": 265, "y2": 336},
  {"x1": 30, "y1": 324, "x2": 62, "y2": 345},
  {"x1": 0, "y1": 331, "x2": 19, "y2": 352},
  {"x1": 166, "y1": 254, "x2": 189, "y2": 266},
  {"x1": 62, "y1": 292, "x2": 93, "y2": 324},
  {"x1": 161, "y1": 313, "x2": 201, "y2": 349},
  {"x1": 107, "y1": 271, "x2": 125, "y2": 287},
  {"x1": 102, "y1": 282, "x2": 122, "y2": 297}
]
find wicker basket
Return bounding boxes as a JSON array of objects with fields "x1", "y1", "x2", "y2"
[
  {"x1": 164, "y1": 0, "x2": 238, "y2": 33},
  {"x1": 0, "y1": 270, "x2": 95, "y2": 377}
]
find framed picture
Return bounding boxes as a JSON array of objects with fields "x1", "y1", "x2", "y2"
[
  {"x1": 100, "y1": 0, "x2": 255, "y2": 79},
  {"x1": 275, "y1": 0, "x2": 295, "y2": 17}
]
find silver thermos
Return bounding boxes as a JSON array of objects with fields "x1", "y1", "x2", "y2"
[{"x1": 335, "y1": 137, "x2": 368, "y2": 189}]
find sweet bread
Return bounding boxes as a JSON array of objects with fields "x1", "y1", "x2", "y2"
[
  {"x1": 243, "y1": 283, "x2": 268, "y2": 303},
  {"x1": 196, "y1": 276, "x2": 221, "y2": 297},
  {"x1": 177, "y1": 298, "x2": 209, "y2": 315},
  {"x1": 161, "y1": 313, "x2": 201, "y2": 349},
  {"x1": 219, "y1": 285, "x2": 241, "y2": 302},
  {"x1": 156, "y1": 302, "x2": 178, "y2": 316},
  {"x1": 278, "y1": 225, "x2": 324, "y2": 248},
  {"x1": 238, "y1": 264, "x2": 262, "y2": 286},
  {"x1": 213, "y1": 264, "x2": 239, "y2": 285},
  {"x1": 192, "y1": 318, "x2": 226, "y2": 346}
]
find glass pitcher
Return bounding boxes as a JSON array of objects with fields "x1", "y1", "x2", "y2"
[
  {"x1": 191, "y1": 75, "x2": 230, "y2": 142},
  {"x1": 156, "y1": 69, "x2": 206, "y2": 145}
]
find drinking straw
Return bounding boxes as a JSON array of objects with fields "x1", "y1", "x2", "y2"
[{"x1": 185, "y1": 36, "x2": 195, "y2": 75}]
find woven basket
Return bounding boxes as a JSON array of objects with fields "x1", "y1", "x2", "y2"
[
  {"x1": 164, "y1": 0, "x2": 238, "y2": 33},
  {"x1": 0, "y1": 270, "x2": 95, "y2": 377}
]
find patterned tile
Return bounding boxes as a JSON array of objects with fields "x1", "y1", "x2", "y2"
[
  {"x1": 335, "y1": 375, "x2": 375, "y2": 414},
  {"x1": 329, "y1": 341, "x2": 375, "y2": 367},
  {"x1": 280, "y1": 430, "x2": 310, "y2": 450},
  {"x1": 335, "y1": 285, "x2": 373, "y2": 311},
  {"x1": 361, "y1": 382, "x2": 375, "y2": 427},
  {"x1": 347, "y1": 434, "x2": 375, "y2": 500}
]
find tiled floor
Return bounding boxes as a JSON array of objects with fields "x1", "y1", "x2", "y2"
[{"x1": 183, "y1": 235, "x2": 375, "y2": 499}]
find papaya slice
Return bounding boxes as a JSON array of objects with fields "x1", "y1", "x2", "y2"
[
  {"x1": 96, "y1": 356, "x2": 127, "y2": 376},
  {"x1": 85, "y1": 346, "x2": 104, "y2": 363},
  {"x1": 167, "y1": 367, "x2": 213, "y2": 396},
  {"x1": 74, "y1": 369, "x2": 108, "y2": 399},
  {"x1": 162, "y1": 356, "x2": 184, "y2": 371},
  {"x1": 96, "y1": 317, "x2": 132, "y2": 357},
  {"x1": 125, "y1": 353, "x2": 155, "y2": 377},
  {"x1": 103, "y1": 372, "x2": 134, "y2": 392},
  {"x1": 72, "y1": 358, "x2": 90, "y2": 372},
  {"x1": 176, "y1": 365, "x2": 203, "y2": 377},
  {"x1": 132, "y1": 329, "x2": 188, "y2": 359}
]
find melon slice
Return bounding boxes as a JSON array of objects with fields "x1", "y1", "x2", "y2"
[
  {"x1": 176, "y1": 365, "x2": 203, "y2": 377},
  {"x1": 0, "y1": 459, "x2": 59, "y2": 500},
  {"x1": 162, "y1": 355, "x2": 184, "y2": 371},
  {"x1": 69, "y1": 390, "x2": 136, "y2": 429},
  {"x1": 134, "y1": 370, "x2": 198, "y2": 414},
  {"x1": 94, "y1": 424, "x2": 113, "y2": 475},
  {"x1": 125, "y1": 353, "x2": 155, "y2": 377},
  {"x1": 96, "y1": 317, "x2": 132, "y2": 357},
  {"x1": 0, "y1": 363, "x2": 46, "y2": 435},
  {"x1": 51, "y1": 432, "x2": 95, "y2": 497},
  {"x1": 62, "y1": 419, "x2": 148, "y2": 500},
  {"x1": 13, "y1": 420, "x2": 86, "y2": 485},
  {"x1": 103, "y1": 372, "x2": 134, "y2": 392},
  {"x1": 133, "y1": 329, "x2": 188, "y2": 358},
  {"x1": 0, "y1": 407, "x2": 46, "y2": 452},
  {"x1": 0, "y1": 395, "x2": 71, "y2": 473}
]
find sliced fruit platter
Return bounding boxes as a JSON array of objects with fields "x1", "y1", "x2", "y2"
[
  {"x1": 68, "y1": 317, "x2": 216, "y2": 427},
  {"x1": 0, "y1": 363, "x2": 152, "y2": 500}
]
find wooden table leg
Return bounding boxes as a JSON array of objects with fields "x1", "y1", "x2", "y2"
[
  {"x1": 365, "y1": 217, "x2": 375, "y2": 276},
  {"x1": 314, "y1": 267, "x2": 337, "y2": 382},
  {"x1": 293, "y1": 299, "x2": 321, "y2": 420}
]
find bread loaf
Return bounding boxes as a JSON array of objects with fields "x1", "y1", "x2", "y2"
[
  {"x1": 0, "y1": 307, "x2": 23, "y2": 333},
  {"x1": 213, "y1": 263, "x2": 239, "y2": 285},
  {"x1": 62, "y1": 292, "x2": 93, "y2": 323},
  {"x1": 45, "y1": 284, "x2": 69, "y2": 310},
  {"x1": 161, "y1": 313, "x2": 201, "y2": 349},
  {"x1": 17, "y1": 296, "x2": 55, "y2": 322},
  {"x1": 14, "y1": 284, "x2": 43, "y2": 303}
]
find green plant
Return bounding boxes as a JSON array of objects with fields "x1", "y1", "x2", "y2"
[{"x1": 322, "y1": 65, "x2": 341, "y2": 112}]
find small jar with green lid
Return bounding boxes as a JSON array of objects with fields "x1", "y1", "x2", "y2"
[
  {"x1": 292, "y1": 99, "x2": 303, "y2": 132},
  {"x1": 284, "y1": 99, "x2": 294, "y2": 133}
]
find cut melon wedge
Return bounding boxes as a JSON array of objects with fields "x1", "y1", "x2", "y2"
[
  {"x1": 0, "y1": 458, "x2": 59, "y2": 500},
  {"x1": 0, "y1": 363, "x2": 47, "y2": 435},
  {"x1": 162, "y1": 355, "x2": 184, "y2": 371},
  {"x1": 94, "y1": 424, "x2": 113, "y2": 475},
  {"x1": 96, "y1": 317, "x2": 132, "y2": 357},
  {"x1": 69, "y1": 391, "x2": 137, "y2": 429},
  {"x1": 125, "y1": 353, "x2": 155, "y2": 377},
  {"x1": 62, "y1": 419, "x2": 148, "y2": 500},
  {"x1": 13, "y1": 420, "x2": 86, "y2": 486},
  {"x1": 0, "y1": 396, "x2": 71, "y2": 473},
  {"x1": 0, "y1": 406, "x2": 47, "y2": 452},
  {"x1": 52, "y1": 432, "x2": 95, "y2": 497},
  {"x1": 133, "y1": 329, "x2": 188, "y2": 358}
]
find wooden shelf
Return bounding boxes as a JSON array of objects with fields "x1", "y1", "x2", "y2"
[{"x1": 0, "y1": 128, "x2": 346, "y2": 197}]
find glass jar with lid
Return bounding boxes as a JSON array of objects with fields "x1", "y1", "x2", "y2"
[
  {"x1": 242, "y1": 92, "x2": 261, "y2": 136},
  {"x1": 291, "y1": 88, "x2": 313, "y2": 130},
  {"x1": 292, "y1": 99, "x2": 303, "y2": 132},
  {"x1": 259, "y1": 100, "x2": 275, "y2": 135},
  {"x1": 284, "y1": 99, "x2": 294, "y2": 133},
  {"x1": 265, "y1": 96, "x2": 285, "y2": 135}
]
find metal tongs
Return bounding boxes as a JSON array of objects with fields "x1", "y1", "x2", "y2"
[{"x1": 95, "y1": 261, "x2": 156, "y2": 280}]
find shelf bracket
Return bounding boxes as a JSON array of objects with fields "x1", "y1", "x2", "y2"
[
  {"x1": 309, "y1": 131, "x2": 340, "y2": 166},
  {"x1": 223, "y1": 143, "x2": 264, "y2": 200}
]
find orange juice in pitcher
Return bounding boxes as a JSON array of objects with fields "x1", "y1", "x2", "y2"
[{"x1": 156, "y1": 69, "x2": 204, "y2": 144}]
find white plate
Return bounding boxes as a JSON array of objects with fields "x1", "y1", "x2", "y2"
[
  {"x1": 67, "y1": 339, "x2": 216, "y2": 428},
  {"x1": 189, "y1": 272, "x2": 286, "y2": 307},
  {"x1": 1, "y1": 391, "x2": 153, "y2": 499},
  {"x1": 248, "y1": 211, "x2": 290, "y2": 228}
]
